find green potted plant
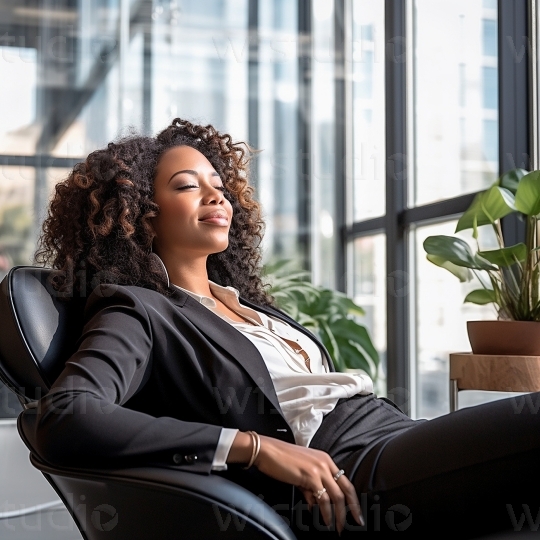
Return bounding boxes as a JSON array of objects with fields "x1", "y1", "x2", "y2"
[
  {"x1": 262, "y1": 258, "x2": 380, "y2": 379},
  {"x1": 423, "y1": 168, "x2": 540, "y2": 355}
]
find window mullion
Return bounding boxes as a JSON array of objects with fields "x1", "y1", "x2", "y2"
[
  {"x1": 498, "y1": 0, "x2": 530, "y2": 247},
  {"x1": 385, "y1": 0, "x2": 410, "y2": 413}
]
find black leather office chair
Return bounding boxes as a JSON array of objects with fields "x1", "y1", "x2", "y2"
[{"x1": 0, "y1": 266, "x2": 297, "y2": 539}]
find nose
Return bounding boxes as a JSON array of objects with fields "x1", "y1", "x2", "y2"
[{"x1": 202, "y1": 184, "x2": 225, "y2": 205}]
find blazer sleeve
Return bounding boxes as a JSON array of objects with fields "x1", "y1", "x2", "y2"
[{"x1": 18, "y1": 284, "x2": 223, "y2": 475}]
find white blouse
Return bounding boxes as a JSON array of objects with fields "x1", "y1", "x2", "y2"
[{"x1": 172, "y1": 280, "x2": 374, "y2": 469}]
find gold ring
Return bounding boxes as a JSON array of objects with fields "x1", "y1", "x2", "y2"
[
  {"x1": 333, "y1": 469, "x2": 345, "y2": 482},
  {"x1": 314, "y1": 488, "x2": 327, "y2": 500}
]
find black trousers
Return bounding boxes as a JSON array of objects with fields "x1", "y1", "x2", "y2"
[{"x1": 294, "y1": 392, "x2": 540, "y2": 537}]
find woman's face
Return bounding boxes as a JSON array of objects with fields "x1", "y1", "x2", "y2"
[{"x1": 152, "y1": 145, "x2": 233, "y2": 259}]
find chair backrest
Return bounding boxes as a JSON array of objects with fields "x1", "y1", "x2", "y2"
[
  {"x1": 1, "y1": 267, "x2": 299, "y2": 540},
  {"x1": 0, "y1": 266, "x2": 86, "y2": 407}
]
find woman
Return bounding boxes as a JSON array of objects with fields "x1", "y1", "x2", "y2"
[{"x1": 20, "y1": 118, "x2": 540, "y2": 537}]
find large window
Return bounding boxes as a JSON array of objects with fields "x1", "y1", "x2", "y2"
[{"x1": 344, "y1": 0, "x2": 530, "y2": 419}]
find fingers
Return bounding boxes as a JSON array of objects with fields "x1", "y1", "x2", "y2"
[
  {"x1": 304, "y1": 490, "x2": 315, "y2": 513},
  {"x1": 315, "y1": 487, "x2": 337, "y2": 533},
  {"x1": 257, "y1": 441, "x2": 364, "y2": 533},
  {"x1": 320, "y1": 478, "x2": 346, "y2": 534},
  {"x1": 337, "y1": 474, "x2": 364, "y2": 527},
  {"x1": 308, "y1": 467, "x2": 364, "y2": 535}
]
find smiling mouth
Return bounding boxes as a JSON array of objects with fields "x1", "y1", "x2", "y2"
[{"x1": 199, "y1": 216, "x2": 229, "y2": 226}]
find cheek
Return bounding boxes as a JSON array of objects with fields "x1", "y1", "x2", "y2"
[
  {"x1": 156, "y1": 197, "x2": 190, "y2": 222},
  {"x1": 153, "y1": 204, "x2": 179, "y2": 236}
]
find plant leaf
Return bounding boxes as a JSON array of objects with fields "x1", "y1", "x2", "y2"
[
  {"x1": 464, "y1": 289, "x2": 497, "y2": 305},
  {"x1": 455, "y1": 186, "x2": 515, "y2": 233},
  {"x1": 515, "y1": 171, "x2": 540, "y2": 216},
  {"x1": 329, "y1": 318, "x2": 379, "y2": 367},
  {"x1": 319, "y1": 318, "x2": 343, "y2": 371},
  {"x1": 262, "y1": 258, "x2": 298, "y2": 275},
  {"x1": 426, "y1": 254, "x2": 472, "y2": 282},
  {"x1": 477, "y1": 243, "x2": 528, "y2": 267},
  {"x1": 340, "y1": 296, "x2": 366, "y2": 316},
  {"x1": 336, "y1": 339, "x2": 375, "y2": 377},
  {"x1": 423, "y1": 235, "x2": 496, "y2": 270},
  {"x1": 498, "y1": 168, "x2": 528, "y2": 194},
  {"x1": 321, "y1": 289, "x2": 366, "y2": 317}
]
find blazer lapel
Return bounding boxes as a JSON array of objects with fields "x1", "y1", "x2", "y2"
[{"x1": 167, "y1": 289, "x2": 285, "y2": 417}]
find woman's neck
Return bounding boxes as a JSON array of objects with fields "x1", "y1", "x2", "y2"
[{"x1": 156, "y1": 252, "x2": 212, "y2": 297}]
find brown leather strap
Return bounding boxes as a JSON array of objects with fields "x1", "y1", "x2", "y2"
[{"x1": 279, "y1": 336, "x2": 311, "y2": 372}]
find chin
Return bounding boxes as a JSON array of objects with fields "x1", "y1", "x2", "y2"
[{"x1": 211, "y1": 240, "x2": 229, "y2": 254}]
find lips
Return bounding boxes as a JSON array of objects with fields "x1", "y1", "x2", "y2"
[{"x1": 199, "y1": 211, "x2": 228, "y2": 222}]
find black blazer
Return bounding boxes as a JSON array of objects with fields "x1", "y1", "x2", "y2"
[{"x1": 19, "y1": 282, "x2": 336, "y2": 512}]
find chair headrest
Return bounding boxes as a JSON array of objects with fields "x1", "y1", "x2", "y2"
[{"x1": 0, "y1": 266, "x2": 86, "y2": 405}]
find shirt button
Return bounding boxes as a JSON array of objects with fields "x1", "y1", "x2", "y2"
[
  {"x1": 184, "y1": 454, "x2": 198, "y2": 464},
  {"x1": 172, "y1": 453, "x2": 183, "y2": 464}
]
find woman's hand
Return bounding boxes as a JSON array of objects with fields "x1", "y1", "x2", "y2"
[{"x1": 253, "y1": 435, "x2": 364, "y2": 534}]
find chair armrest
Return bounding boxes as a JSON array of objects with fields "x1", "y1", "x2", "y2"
[{"x1": 30, "y1": 453, "x2": 296, "y2": 540}]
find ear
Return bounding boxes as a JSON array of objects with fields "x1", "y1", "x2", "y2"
[{"x1": 145, "y1": 217, "x2": 156, "y2": 237}]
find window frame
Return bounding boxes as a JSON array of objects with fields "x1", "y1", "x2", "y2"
[{"x1": 337, "y1": 0, "x2": 531, "y2": 415}]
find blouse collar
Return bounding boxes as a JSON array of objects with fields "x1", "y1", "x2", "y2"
[{"x1": 172, "y1": 280, "x2": 240, "y2": 308}]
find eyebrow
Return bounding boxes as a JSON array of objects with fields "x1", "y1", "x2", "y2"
[{"x1": 168, "y1": 169, "x2": 221, "y2": 184}]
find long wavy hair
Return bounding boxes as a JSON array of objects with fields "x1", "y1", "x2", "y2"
[{"x1": 35, "y1": 118, "x2": 276, "y2": 307}]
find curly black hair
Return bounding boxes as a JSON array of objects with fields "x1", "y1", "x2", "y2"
[{"x1": 34, "y1": 118, "x2": 276, "y2": 307}]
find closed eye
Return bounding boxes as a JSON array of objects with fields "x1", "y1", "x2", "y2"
[{"x1": 176, "y1": 185, "x2": 226, "y2": 191}]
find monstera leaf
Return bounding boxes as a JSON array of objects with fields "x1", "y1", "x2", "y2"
[{"x1": 424, "y1": 168, "x2": 540, "y2": 320}]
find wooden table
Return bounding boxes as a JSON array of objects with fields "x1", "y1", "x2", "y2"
[{"x1": 449, "y1": 353, "x2": 540, "y2": 412}]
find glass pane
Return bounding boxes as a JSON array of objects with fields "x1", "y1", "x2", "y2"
[
  {"x1": 413, "y1": 220, "x2": 520, "y2": 419},
  {"x1": 413, "y1": 0, "x2": 498, "y2": 206},
  {"x1": 0, "y1": 165, "x2": 34, "y2": 419},
  {"x1": 311, "y1": 0, "x2": 336, "y2": 287},
  {"x1": 150, "y1": 0, "x2": 248, "y2": 138},
  {"x1": 351, "y1": 234, "x2": 387, "y2": 395},
  {"x1": 351, "y1": 0, "x2": 385, "y2": 221},
  {"x1": 0, "y1": 47, "x2": 37, "y2": 155},
  {"x1": 0, "y1": 2, "x2": 121, "y2": 157},
  {"x1": 0, "y1": 166, "x2": 35, "y2": 279},
  {"x1": 257, "y1": 0, "x2": 303, "y2": 268},
  {"x1": 52, "y1": 30, "x2": 144, "y2": 157}
]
